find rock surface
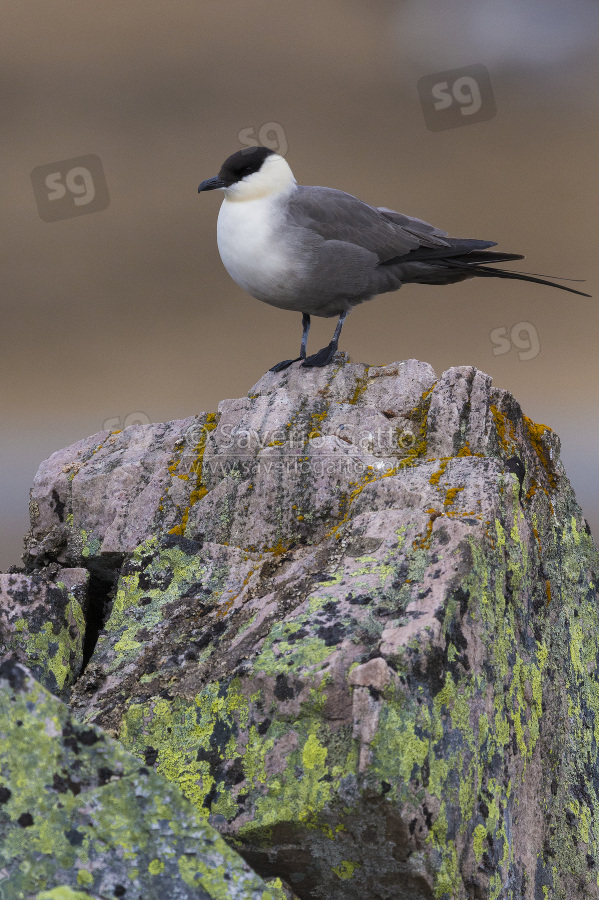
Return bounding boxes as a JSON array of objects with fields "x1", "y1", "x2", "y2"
[
  {"x1": 12, "y1": 355, "x2": 599, "y2": 898},
  {"x1": 0, "y1": 567, "x2": 88, "y2": 699},
  {"x1": 0, "y1": 659, "x2": 275, "y2": 900},
  {"x1": 24, "y1": 415, "x2": 210, "y2": 577}
]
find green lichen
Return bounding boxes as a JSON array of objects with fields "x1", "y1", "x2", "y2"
[
  {"x1": 9, "y1": 593, "x2": 85, "y2": 697},
  {"x1": 252, "y1": 619, "x2": 332, "y2": 676},
  {"x1": 472, "y1": 823, "x2": 487, "y2": 861},
  {"x1": 332, "y1": 860, "x2": 360, "y2": 879},
  {"x1": 36, "y1": 889, "x2": 93, "y2": 900},
  {"x1": 371, "y1": 702, "x2": 429, "y2": 786},
  {"x1": 95, "y1": 536, "x2": 231, "y2": 671},
  {"x1": 0, "y1": 666, "x2": 272, "y2": 899},
  {"x1": 80, "y1": 528, "x2": 102, "y2": 560}
]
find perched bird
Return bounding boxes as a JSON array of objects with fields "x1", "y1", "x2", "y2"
[{"x1": 198, "y1": 147, "x2": 589, "y2": 371}]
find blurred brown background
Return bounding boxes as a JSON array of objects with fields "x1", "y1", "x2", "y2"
[{"x1": 1, "y1": 0, "x2": 598, "y2": 569}]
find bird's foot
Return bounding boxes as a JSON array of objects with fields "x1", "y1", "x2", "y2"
[
  {"x1": 301, "y1": 342, "x2": 337, "y2": 368},
  {"x1": 269, "y1": 357, "x2": 301, "y2": 373}
]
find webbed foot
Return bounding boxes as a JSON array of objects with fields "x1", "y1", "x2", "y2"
[
  {"x1": 269, "y1": 357, "x2": 301, "y2": 373},
  {"x1": 301, "y1": 342, "x2": 337, "y2": 368}
]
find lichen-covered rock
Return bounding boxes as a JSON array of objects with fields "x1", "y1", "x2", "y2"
[
  {"x1": 23, "y1": 416, "x2": 213, "y2": 577},
  {"x1": 0, "y1": 659, "x2": 275, "y2": 900},
  {"x1": 0, "y1": 567, "x2": 88, "y2": 698},
  {"x1": 20, "y1": 357, "x2": 599, "y2": 899},
  {"x1": 263, "y1": 878, "x2": 301, "y2": 900}
]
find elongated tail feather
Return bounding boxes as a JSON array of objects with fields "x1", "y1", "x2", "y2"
[
  {"x1": 470, "y1": 264, "x2": 591, "y2": 297},
  {"x1": 456, "y1": 251, "x2": 525, "y2": 265}
]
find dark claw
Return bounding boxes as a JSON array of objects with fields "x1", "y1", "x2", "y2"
[
  {"x1": 269, "y1": 357, "x2": 301, "y2": 373},
  {"x1": 301, "y1": 342, "x2": 337, "y2": 368}
]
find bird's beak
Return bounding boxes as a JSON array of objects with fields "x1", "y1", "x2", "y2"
[{"x1": 198, "y1": 176, "x2": 226, "y2": 193}]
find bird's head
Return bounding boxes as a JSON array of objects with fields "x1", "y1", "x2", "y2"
[{"x1": 198, "y1": 147, "x2": 296, "y2": 202}]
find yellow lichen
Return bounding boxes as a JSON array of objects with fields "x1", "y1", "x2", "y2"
[{"x1": 169, "y1": 413, "x2": 218, "y2": 535}]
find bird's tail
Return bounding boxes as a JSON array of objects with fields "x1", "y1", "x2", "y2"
[
  {"x1": 465, "y1": 264, "x2": 590, "y2": 297},
  {"x1": 385, "y1": 241, "x2": 592, "y2": 296},
  {"x1": 443, "y1": 253, "x2": 592, "y2": 297}
]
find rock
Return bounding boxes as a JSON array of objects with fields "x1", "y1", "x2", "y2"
[
  {"x1": 24, "y1": 415, "x2": 215, "y2": 579},
  {"x1": 263, "y1": 879, "x2": 301, "y2": 900},
  {"x1": 14, "y1": 356, "x2": 599, "y2": 899},
  {"x1": 0, "y1": 567, "x2": 88, "y2": 698},
  {"x1": 0, "y1": 659, "x2": 274, "y2": 899}
]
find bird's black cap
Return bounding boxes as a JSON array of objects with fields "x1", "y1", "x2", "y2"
[
  {"x1": 218, "y1": 147, "x2": 276, "y2": 186},
  {"x1": 198, "y1": 146, "x2": 276, "y2": 193}
]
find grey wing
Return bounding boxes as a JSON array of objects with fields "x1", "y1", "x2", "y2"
[
  {"x1": 376, "y1": 207, "x2": 450, "y2": 246},
  {"x1": 286, "y1": 186, "x2": 450, "y2": 262}
]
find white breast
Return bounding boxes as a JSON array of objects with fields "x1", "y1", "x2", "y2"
[{"x1": 216, "y1": 195, "x2": 299, "y2": 307}]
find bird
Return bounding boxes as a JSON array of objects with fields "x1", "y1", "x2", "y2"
[{"x1": 198, "y1": 147, "x2": 590, "y2": 372}]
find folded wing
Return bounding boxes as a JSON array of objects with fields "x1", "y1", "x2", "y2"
[{"x1": 286, "y1": 186, "x2": 451, "y2": 261}]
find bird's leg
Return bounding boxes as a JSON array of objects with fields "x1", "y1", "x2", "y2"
[
  {"x1": 299, "y1": 313, "x2": 311, "y2": 359},
  {"x1": 269, "y1": 313, "x2": 312, "y2": 372},
  {"x1": 301, "y1": 311, "x2": 347, "y2": 368}
]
